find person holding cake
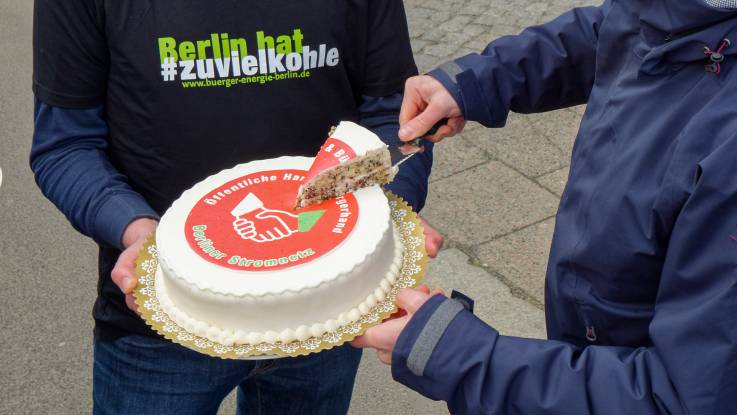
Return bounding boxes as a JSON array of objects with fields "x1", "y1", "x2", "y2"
[
  {"x1": 353, "y1": 1, "x2": 737, "y2": 414},
  {"x1": 30, "y1": 0, "x2": 443, "y2": 413}
]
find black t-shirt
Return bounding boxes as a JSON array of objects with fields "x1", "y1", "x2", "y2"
[{"x1": 34, "y1": 0, "x2": 417, "y2": 339}]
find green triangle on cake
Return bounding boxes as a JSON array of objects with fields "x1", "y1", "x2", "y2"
[{"x1": 298, "y1": 210, "x2": 327, "y2": 233}]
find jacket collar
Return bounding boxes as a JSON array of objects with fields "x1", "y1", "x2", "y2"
[{"x1": 636, "y1": 0, "x2": 737, "y2": 74}]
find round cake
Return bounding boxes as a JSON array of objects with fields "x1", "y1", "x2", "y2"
[{"x1": 155, "y1": 156, "x2": 403, "y2": 346}]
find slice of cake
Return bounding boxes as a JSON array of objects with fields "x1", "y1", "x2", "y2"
[
  {"x1": 295, "y1": 121, "x2": 395, "y2": 209},
  {"x1": 155, "y1": 156, "x2": 403, "y2": 347}
]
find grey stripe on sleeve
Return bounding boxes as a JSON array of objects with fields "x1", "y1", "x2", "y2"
[
  {"x1": 437, "y1": 61, "x2": 464, "y2": 85},
  {"x1": 406, "y1": 299, "x2": 465, "y2": 377}
]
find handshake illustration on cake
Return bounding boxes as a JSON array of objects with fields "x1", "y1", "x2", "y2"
[{"x1": 231, "y1": 193, "x2": 298, "y2": 243}]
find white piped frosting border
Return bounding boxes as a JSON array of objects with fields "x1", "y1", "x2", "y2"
[{"x1": 156, "y1": 228, "x2": 404, "y2": 346}]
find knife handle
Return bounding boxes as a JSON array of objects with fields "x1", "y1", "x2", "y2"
[{"x1": 420, "y1": 118, "x2": 450, "y2": 139}]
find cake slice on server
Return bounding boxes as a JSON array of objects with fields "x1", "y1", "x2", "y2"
[{"x1": 295, "y1": 121, "x2": 396, "y2": 209}]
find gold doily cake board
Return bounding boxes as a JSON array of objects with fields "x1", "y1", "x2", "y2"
[{"x1": 133, "y1": 192, "x2": 428, "y2": 359}]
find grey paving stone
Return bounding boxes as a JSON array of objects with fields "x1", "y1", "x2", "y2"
[
  {"x1": 461, "y1": 23, "x2": 490, "y2": 39},
  {"x1": 413, "y1": 53, "x2": 443, "y2": 73},
  {"x1": 541, "y1": 0, "x2": 600, "y2": 22},
  {"x1": 468, "y1": 113, "x2": 570, "y2": 177},
  {"x1": 428, "y1": 135, "x2": 489, "y2": 183},
  {"x1": 536, "y1": 166, "x2": 570, "y2": 196},
  {"x1": 465, "y1": 32, "x2": 495, "y2": 52},
  {"x1": 218, "y1": 392, "x2": 236, "y2": 414},
  {"x1": 569, "y1": 104, "x2": 587, "y2": 117},
  {"x1": 437, "y1": 15, "x2": 474, "y2": 33},
  {"x1": 410, "y1": 38, "x2": 428, "y2": 54},
  {"x1": 352, "y1": 357, "x2": 448, "y2": 415},
  {"x1": 474, "y1": 217, "x2": 557, "y2": 305},
  {"x1": 455, "y1": 47, "x2": 482, "y2": 59},
  {"x1": 504, "y1": 4, "x2": 548, "y2": 27},
  {"x1": 423, "y1": 41, "x2": 464, "y2": 59},
  {"x1": 457, "y1": 0, "x2": 496, "y2": 16},
  {"x1": 422, "y1": 161, "x2": 560, "y2": 245},
  {"x1": 473, "y1": 9, "x2": 509, "y2": 28},
  {"x1": 423, "y1": 249, "x2": 547, "y2": 338}
]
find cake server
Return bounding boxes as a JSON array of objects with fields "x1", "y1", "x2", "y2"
[{"x1": 389, "y1": 118, "x2": 448, "y2": 167}]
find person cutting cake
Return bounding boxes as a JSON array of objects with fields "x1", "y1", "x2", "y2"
[
  {"x1": 29, "y1": 1, "x2": 443, "y2": 413},
  {"x1": 353, "y1": 1, "x2": 737, "y2": 414}
]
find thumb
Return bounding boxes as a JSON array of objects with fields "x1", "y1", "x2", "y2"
[
  {"x1": 399, "y1": 103, "x2": 448, "y2": 141},
  {"x1": 111, "y1": 246, "x2": 139, "y2": 294},
  {"x1": 396, "y1": 288, "x2": 433, "y2": 315}
]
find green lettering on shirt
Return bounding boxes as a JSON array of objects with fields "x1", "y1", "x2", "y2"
[{"x1": 158, "y1": 37, "x2": 178, "y2": 63}]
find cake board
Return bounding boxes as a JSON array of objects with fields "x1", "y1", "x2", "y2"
[{"x1": 133, "y1": 191, "x2": 428, "y2": 359}]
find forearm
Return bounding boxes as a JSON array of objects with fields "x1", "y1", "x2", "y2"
[
  {"x1": 393, "y1": 296, "x2": 683, "y2": 415},
  {"x1": 30, "y1": 100, "x2": 158, "y2": 249},
  {"x1": 359, "y1": 94, "x2": 433, "y2": 212},
  {"x1": 430, "y1": 2, "x2": 610, "y2": 127}
]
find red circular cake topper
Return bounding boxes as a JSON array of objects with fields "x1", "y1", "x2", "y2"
[{"x1": 185, "y1": 169, "x2": 359, "y2": 271}]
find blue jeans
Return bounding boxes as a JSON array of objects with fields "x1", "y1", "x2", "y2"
[{"x1": 93, "y1": 335, "x2": 362, "y2": 414}]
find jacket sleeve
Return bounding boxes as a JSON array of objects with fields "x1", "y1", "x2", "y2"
[
  {"x1": 30, "y1": 99, "x2": 159, "y2": 250},
  {"x1": 392, "y1": 137, "x2": 737, "y2": 414},
  {"x1": 429, "y1": 1, "x2": 611, "y2": 127},
  {"x1": 359, "y1": 94, "x2": 433, "y2": 212}
]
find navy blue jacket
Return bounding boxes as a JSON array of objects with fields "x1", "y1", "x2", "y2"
[{"x1": 393, "y1": 1, "x2": 737, "y2": 414}]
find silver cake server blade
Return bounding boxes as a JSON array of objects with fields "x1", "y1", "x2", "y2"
[
  {"x1": 389, "y1": 118, "x2": 449, "y2": 167},
  {"x1": 389, "y1": 139, "x2": 425, "y2": 167}
]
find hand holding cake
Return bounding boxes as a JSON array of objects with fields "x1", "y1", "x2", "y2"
[
  {"x1": 419, "y1": 216, "x2": 443, "y2": 258},
  {"x1": 351, "y1": 286, "x2": 445, "y2": 364},
  {"x1": 111, "y1": 217, "x2": 158, "y2": 313}
]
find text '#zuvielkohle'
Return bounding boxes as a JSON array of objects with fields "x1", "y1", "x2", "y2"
[{"x1": 158, "y1": 29, "x2": 339, "y2": 88}]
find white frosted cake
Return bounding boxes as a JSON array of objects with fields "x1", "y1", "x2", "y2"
[
  {"x1": 295, "y1": 122, "x2": 395, "y2": 208},
  {"x1": 155, "y1": 156, "x2": 403, "y2": 347}
]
